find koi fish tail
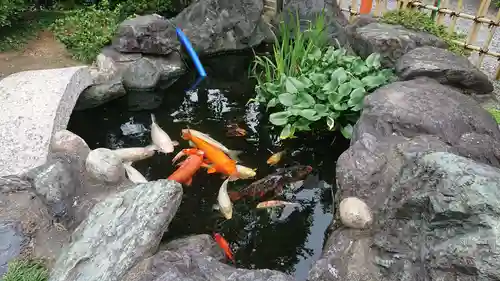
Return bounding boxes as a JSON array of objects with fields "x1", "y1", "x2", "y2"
[
  {"x1": 228, "y1": 191, "x2": 242, "y2": 201},
  {"x1": 228, "y1": 150, "x2": 243, "y2": 162}
]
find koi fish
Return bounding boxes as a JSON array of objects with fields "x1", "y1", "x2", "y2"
[
  {"x1": 181, "y1": 129, "x2": 238, "y2": 177},
  {"x1": 167, "y1": 148, "x2": 204, "y2": 186},
  {"x1": 185, "y1": 129, "x2": 242, "y2": 162},
  {"x1": 150, "y1": 114, "x2": 178, "y2": 154},
  {"x1": 112, "y1": 145, "x2": 157, "y2": 163},
  {"x1": 226, "y1": 124, "x2": 247, "y2": 137},
  {"x1": 256, "y1": 200, "x2": 300, "y2": 209},
  {"x1": 267, "y1": 150, "x2": 286, "y2": 166},
  {"x1": 228, "y1": 165, "x2": 313, "y2": 201},
  {"x1": 233, "y1": 165, "x2": 257, "y2": 181},
  {"x1": 123, "y1": 162, "x2": 148, "y2": 183},
  {"x1": 217, "y1": 178, "x2": 233, "y2": 220},
  {"x1": 214, "y1": 233, "x2": 235, "y2": 262}
]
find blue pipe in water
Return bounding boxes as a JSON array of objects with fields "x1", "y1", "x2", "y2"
[{"x1": 176, "y1": 27, "x2": 207, "y2": 78}]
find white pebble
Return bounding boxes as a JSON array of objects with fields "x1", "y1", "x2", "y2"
[{"x1": 339, "y1": 197, "x2": 373, "y2": 229}]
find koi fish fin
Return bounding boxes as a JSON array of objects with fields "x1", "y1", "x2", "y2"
[
  {"x1": 228, "y1": 191, "x2": 241, "y2": 201},
  {"x1": 207, "y1": 167, "x2": 217, "y2": 174},
  {"x1": 228, "y1": 150, "x2": 243, "y2": 163},
  {"x1": 201, "y1": 162, "x2": 212, "y2": 169},
  {"x1": 172, "y1": 140, "x2": 179, "y2": 146},
  {"x1": 185, "y1": 177, "x2": 193, "y2": 186},
  {"x1": 150, "y1": 113, "x2": 157, "y2": 124},
  {"x1": 220, "y1": 174, "x2": 228, "y2": 179},
  {"x1": 188, "y1": 140, "x2": 196, "y2": 147}
]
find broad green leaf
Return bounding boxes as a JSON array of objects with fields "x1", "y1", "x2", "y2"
[
  {"x1": 333, "y1": 103, "x2": 348, "y2": 111},
  {"x1": 293, "y1": 117, "x2": 312, "y2": 131},
  {"x1": 269, "y1": 111, "x2": 291, "y2": 126},
  {"x1": 349, "y1": 78, "x2": 364, "y2": 89},
  {"x1": 315, "y1": 91, "x2": 328, "y2": 101},
  {"x1": 280, "y1": 124, "x2": 295, "y2": 139},
  {"x1": 267, "y1": 98, "x2": 278, "y2": 110},
  {"x1": 348, "y1": 87, "x2": 366, "y2": 107},
  {"x1": 285, "y1": 77, "x2": 307, "y2": 94},
  {"x1": 362, "y1": 75, "x2": 387, "y2": 89},
  {"x1": 365, "y1": 53, "x2": 381, "y2": 69},
  {"x1": 309, "y1": 73, "x2": 328, "y2": 85},
  {"x1": 331, "y1": 68, "x2": 348, "y2": 84},
  {"x1": 314, "y1": 104, "x2": 328, "y2": 115},
  {"x1": 338, "y1": 83, "x2": 352, "y2": 97},
  {"x1": 278, "y1": 93, "x2": 296, "y2": 106},
  {"x1": 340, "y1": 124, "x2": 354, "y2": 139},
  {"x1": 328, "y1": 93, "x2": 341, "y2": 105},
  {"x1": 326, "y1": 115, "x2": 335, "y2": 130},
  {"x1": 288, "y1": 107, "x2": 302, "y2": 115},
  {"x1": 308, "y1": 47, "x2": 322, "y2": 61},
  {"x1": 299, "y1": 92, "x2": 316, "y2": 106},
  {"x1": 300, "y1": 109, "x2": 322, "y2": 121},
  {"x1": 298, "y1": 75, "x2": 313, "y2": 89},
  {"x1": 322, "y1": 79, "x2": 339, "y2": 92}
]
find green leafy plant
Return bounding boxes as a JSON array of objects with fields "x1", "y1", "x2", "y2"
[
  {"x1": 2, "y1": 259, "x2": 48, "y2": 281},
  {"x1": 0, "y1": 0, "x2": 28, "y2": 28},
  {"x1": 251, "y1": 11, "x2": 395, "y2": 139},
  {"x1": 50, "y1": 0, "x2": 122, "y2": 62},
  {"x1": 381, "y1": 9, "x2": 467, "y2": 56}
]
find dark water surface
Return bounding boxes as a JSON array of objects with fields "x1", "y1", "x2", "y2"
[{"x1": 68, "y1": 54, "x2": 350, "y2": 280}]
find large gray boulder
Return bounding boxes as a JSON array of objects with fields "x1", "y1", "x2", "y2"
[
  {"x1": 48, "y1": 180, "x2": 183, "y2": 281},
  {"x1": 346, "y1": 17, "x2": 447, "y2": 68},
  {"x1": 75, "y1": 48, "x2": 185, "y2": 111},
  {"x1": 310, "y1": 151, "x2": 500, "y2": 281},
  {"x1": 112, "y1": 0, "x2": 271, "y2": 56},
  {"x1": 396, "y1": 46, "x2": 494, "y2": 95},
  {"x1": 353, "y1": 77, "x2": 500, "y2": 148}
]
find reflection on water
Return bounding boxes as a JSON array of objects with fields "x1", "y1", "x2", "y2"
[{"x1": 68, "y1": 54, "x2": 349, "y2": 280}]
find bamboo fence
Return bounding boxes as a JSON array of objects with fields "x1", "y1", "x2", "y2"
[{"x1": 336, "y1": 0, "x2": 500, "y2": 79}]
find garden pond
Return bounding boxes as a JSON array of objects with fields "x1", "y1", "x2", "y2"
[{"x1": 68, "y1": 53, "x2": 350, "y2": 280}]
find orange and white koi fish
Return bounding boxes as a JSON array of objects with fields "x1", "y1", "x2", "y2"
[
  {"x1": 256, "y1": 200, "x2": 300, "y2": 209},
  {"x1": 181, "y1": 129, "x2": 238, "y2": 178},
  {"x1": 266, "y1": 150, "x2": 286, "y2": 166},
  {"x1": 185, "y1": 129, "x2": 242, "y2": 162},
  {"x1": 214, "y1": 233, "x2": 235, "y2": 263},
  {"x1": 167, "y1": 148, "x2": 204, "y2": 186}
]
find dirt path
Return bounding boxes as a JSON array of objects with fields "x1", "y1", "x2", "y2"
[{"x1": 0, "y1": 30, "x2": 83, "y2": 79}]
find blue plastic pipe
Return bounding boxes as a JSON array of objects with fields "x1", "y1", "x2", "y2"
[{"x1": 176, "y1": 27, "x2": 207, "y2": 78}]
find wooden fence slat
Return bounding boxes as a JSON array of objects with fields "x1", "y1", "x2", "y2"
[{"x1": 448, "y1": 0, "x2": 463, "y2": 34}]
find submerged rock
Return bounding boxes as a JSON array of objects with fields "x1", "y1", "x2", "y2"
[
  {"x1": 346, "y1": 17, "x2": 447, "y2": 68},
  {"x1": 85, "y1": 148, "x2": 126, "y2": 184},
  {"x1": 354, "y1": 77, "x2": 500, "y2": 146},
  {"x1": 0, "y1": 221, "x2": 27, "y2": 277},
  {"x1": 311, "y1": 152, "x2": 500, "y2": 280},
  {"x1": 396, "y1": 46, "x2": 493, "y2": 95},
  {"x1": 49, "y1": 180, "x2": 183, "y2": 281},
  {"x1": 160, "y1": 234, "x2": 225, "y2": 260}
]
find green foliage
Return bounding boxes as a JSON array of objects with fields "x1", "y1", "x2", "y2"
[
  {"x1": 381, "y1": 9, "x2": 467, "y2": 56},
  {"x1": 0, "y1": 0, "x2": 28, "y2": 28},
  {"x1": 251, "y1": 11, "x2": 395, "y2": 140},
  {"x1": 0, "y1": 10, "x2": 65, "y2": 51},
  {"x1": 486, "y1": 108, "x2": 500, "y2": 124},
  {"x1": 50, "y1": 0, "x2": 172, "y2": 62},
  {"x1": 2, "y1": 259, "x2": 48, "y2": 281},
  {"x1": 50, "y1": 0, "x2": 122, "y2": 62}
]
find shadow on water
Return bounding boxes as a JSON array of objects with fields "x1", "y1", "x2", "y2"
[{"x1": 68, "y1": 53, "x2": 350, "y2": 280}]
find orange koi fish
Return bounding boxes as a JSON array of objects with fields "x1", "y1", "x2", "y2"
[
  {"x1": 214, "y1": 233, "x2": 235, "y2": 262},
  {"x1": 167, "y1": 148, "x2": 204, "y2": 186},
  {"x1": 181, "y1": 129, "x2": 238, "y2": 177}
]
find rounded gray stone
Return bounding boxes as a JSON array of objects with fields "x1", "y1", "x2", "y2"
[
  {"x1": 85, "y1": 148, "x2": 125, "y2": 183},
  {"x1": 51, "y1": 130, "x2": 91, "y2": 159}
]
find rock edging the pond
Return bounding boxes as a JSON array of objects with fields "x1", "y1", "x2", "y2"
[{"x1": 307, "y1": 44, "x2": 500, "y2": 280}]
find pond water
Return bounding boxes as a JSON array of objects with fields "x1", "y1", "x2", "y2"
[{"x1": 68, "y1": 53, "x2": 350, "y2": 280}]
